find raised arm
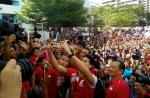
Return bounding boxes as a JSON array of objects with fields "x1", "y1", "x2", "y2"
[
  {"x1": 62, "y1": 42, "x2": 95, "y2": 85},
  {"x1": 47, "y1": 47, "x2": 67, "y2": 74}
]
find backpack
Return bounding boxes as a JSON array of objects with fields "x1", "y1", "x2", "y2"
[{"x1": 94, "y1": 79, "x2": 105, "y2": 98}]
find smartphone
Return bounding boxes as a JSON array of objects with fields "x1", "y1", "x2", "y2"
[{"x1": 52, "y1": 43, "x2": 61, "y2": 48}]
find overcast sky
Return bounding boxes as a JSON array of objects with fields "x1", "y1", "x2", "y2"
[{"x1": 91, "y1": 0, "x2": 102, "y2": 6}]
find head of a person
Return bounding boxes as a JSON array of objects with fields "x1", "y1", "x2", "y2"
[
  {"x1": 73, "y1": 41, "x2": 86, "y2": 57},
  {"x1": 82, "y1": 55, "x2": 94, "y2": 69},
  {"x1": 58, "y1": 55, "x2": 70, "y2": 67},
  {"x1": 9, "y1": 45, "x2": 17, "y2": 59},
  {"x1": 124, "y1": 58, "x2": 131, "y2": 68},
  {"x1": 108, "y1": 59, "x2": 125, "y2": 78},
  {"x1": 146, "y1": 36, "x2": 150, "y2": 45},
  {"x1": 79, "y1": 48, "x2": 90, "y2": 60},
  {"x1": 36, "y1": 56, "x2": 45, "y2": 67},
  {"x1": 32, "y1": 47, "x2": 40, "y2": 56},
  {"x1": 74, "y1": 41, "x2": 86, "y2": 51}
]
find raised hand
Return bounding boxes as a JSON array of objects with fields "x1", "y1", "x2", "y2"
[{"x1": 0, "y1": 59, "x2": 22, "y2": 98}]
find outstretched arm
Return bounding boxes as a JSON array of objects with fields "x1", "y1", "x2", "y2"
[
  {"x1": 62, "y1": 42, "x2": 96, "y2": 85},
  {"x1": 48, "y1": 48, "x2": 67, "y2": 74}
]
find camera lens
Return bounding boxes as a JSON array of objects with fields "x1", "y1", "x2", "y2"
[{"x1": 0, "y1": 59, "x2": 33, "y2": 82}]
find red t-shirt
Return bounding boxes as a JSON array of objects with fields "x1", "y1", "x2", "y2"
[
  {"x1": 105, "y1": 78, "x2": 130, "y2": 98},
  {"x1": 66, "y1": 68, "x2": 97, "y2": 98},
  {"x1": 70, "y1": 65, "x2": 95, "y2": 74},
  {"x1": 21, "y1": 81, "x2": 30, "y2": 98},
  {"x1": 90, "y1": 65, "x2": 95, "y2": 74},
  {"x1": 35, "y1": 65, "x2": 44, "y2": 81},
  {"x1": 29, "y1": 55, "x2": 38, "y2": 67},
  {"x1": 46, "y1": 67, "x2": 64, "y2": 98}
]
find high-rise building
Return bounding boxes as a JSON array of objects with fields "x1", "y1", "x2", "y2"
[
  {"x1": 102, "y1": 0, "x2": 143, "y2": 6},
  {"x1": 144, "y1": 0, "x2": 150, "y2": 12},
  {"x1": 101, "y1": 0, "x2": 150, "y2": 12},
  {"x1": 0, "y1": 0, "x2": 21, "y2": 23}
]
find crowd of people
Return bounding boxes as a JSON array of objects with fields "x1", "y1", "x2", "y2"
[{"x1": 0, "y1": 27, "x2": 150, "y2": 98}]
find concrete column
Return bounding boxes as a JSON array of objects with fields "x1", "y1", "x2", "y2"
[
  {"x1": 13, "y1": 14, "x2": 17, "y2": 23},
  {"x1": 0, "y1": 13, "x2": 2, "y2": 19}
]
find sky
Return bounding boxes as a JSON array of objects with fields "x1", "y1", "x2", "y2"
[
  {"x1": 84, "y1": 0, "x2": 102, "y2": 8},
  {"x1": 91, "y1": 0, "x2": 102, "y2": 5}
]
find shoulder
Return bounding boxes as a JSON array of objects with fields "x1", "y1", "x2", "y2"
[
  {"x1": 35, "y1": 66, "x2": 42, "y2": 73},
  {"x1": 46, "y1": 67, "x2": 57, "y2": 77},
  {"x1": 119, "y1": 79, "x2": 130, "y2": 90},
  {"x1": 66, "y1": 68, "x2": 78, "y2": 77}
]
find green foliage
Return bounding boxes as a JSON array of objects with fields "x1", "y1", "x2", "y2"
[
  {"x1": 20, "y1": 0, "x2": 87, "y2": 27},
  {"x1": 90, "y1": 4, "x2": 148, "y2": 27}
]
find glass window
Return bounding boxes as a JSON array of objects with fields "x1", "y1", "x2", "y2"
[{"x1": 0, "y1": 0, "x2": 12, "y2": 5}]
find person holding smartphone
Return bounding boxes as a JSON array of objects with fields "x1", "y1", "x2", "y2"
[{"x1": 47, "y1": 42, "x2": 97, "y2": 98}]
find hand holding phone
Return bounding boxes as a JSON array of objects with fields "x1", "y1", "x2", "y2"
[{"x1": 52, "y1": 43, "x2": 61, "y2": 48}]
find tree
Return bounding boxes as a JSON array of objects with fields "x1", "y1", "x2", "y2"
[
  {"x1": 90, "y1": 4, "x2": 148, "y2": 27},
  {"x1": 20, "y1": 0, "x2": 87, "y2": 27}
]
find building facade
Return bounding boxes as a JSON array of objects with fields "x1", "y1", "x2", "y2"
[
  {"x1": 102, "y1": 0, "x2": 143, "y2": 6},
  {"x1": 0, "y1": 0, "x2": 21, "y2": 23},
  {"x1": 101, "y1": 0, "x2": 150, "y2": 12},
  {"x1": 144, "y1": 0, "x2": 150, "y2": 12}
]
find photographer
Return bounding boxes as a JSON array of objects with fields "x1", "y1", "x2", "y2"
[
  {"x1": 43, "y1": 53, "x2": 70, "y2": 98},
  {"x1": 0, "y1": 34, "x2": 34, "y2": 98},
  {"x1": 0, "y1": 59, "x2": 22, "y2": 98},
  {"x1": 134, "y1": 82, "x2": 150, "y2": 98}
]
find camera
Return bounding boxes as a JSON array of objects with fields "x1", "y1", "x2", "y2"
[
  {"x1": 105, "y1": 50, "x2": 118, "y2": 60},
  {"x1": 132, "y1": 53, "x2": 141, "y2": 60},
  {"x1": 0, "y1": 59, "x2": 33, "y2": 82},
  {"x1": 0, "y1": 20, "x2": 41, "y2": 42},
  {"x1": 132, "y1": 49, "x2": 141, "y2": 60},
  {"x1": 132, "y1": 72, "x2": 150, "y2": 85},
  {"x1": 0, "y1": 20, "x2": 26, "y2": 41},
  {"x1": 107, "y1": 54, "x2": 118, "y2": 60}
]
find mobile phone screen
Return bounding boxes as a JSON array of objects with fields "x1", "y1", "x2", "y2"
[{"x1": 52, "y1": 43, "x2": 60, "y2": 48}]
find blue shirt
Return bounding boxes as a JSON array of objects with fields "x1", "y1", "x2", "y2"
[{"x1": 123, "y1": 67, "x2": 132, "y2": 79}]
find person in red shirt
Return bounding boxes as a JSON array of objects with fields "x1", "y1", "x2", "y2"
[
  {"x1": 105, "y1": 59, "x2": 130, "y2": 98},
  {"x1": 43, "y1": 54, "x2": 70, "y2": 98},
  {"x1": 134, "y1": 82, "x2": 150, "y2": 98},
  {"x1": 29, "y1": 47, "x2": 41, "y2": 68},
  {"x1": 47, "y1": 42, "x2": 97, "y2": 98},
  {"x1": 71, "y1": 42, "x2": 90, "y2": 69}
]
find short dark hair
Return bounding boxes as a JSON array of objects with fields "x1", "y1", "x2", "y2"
[
  {"x1": 31, "y1": 47, "x2": 39, "y2": 55},
  {"x1": 84, "y1": 55, "x2": 94, "y2": 65},
  {"x1": 112, "y1": 59, "x2": 125, "y2": 74},
  {"x1": 36, "y1": 56, "x2": 44, "y2": 66},
  {"x1": 124, "y1": 58, "x2": 131, "y2": 65},
  {"x1": 77, "y1": 41, "x2": 86, "y2": 48}
]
